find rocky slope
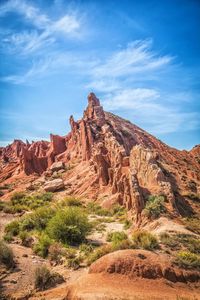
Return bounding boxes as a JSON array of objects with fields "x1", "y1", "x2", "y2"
[{"x1": 0, "y1": 93, "x2": 200, "y2": 223}]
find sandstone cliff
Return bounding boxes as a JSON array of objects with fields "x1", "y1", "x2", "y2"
[{"x1": 0, "y1": 93, "x2": 199, "y2": 222}]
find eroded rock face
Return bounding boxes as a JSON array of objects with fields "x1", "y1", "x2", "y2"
[
  {"x1": 89, "y1": 249, "x2": 200, "y2": 283},
  {"x1": 0, "y1": 93, "x2": 200, "y2": 220}
]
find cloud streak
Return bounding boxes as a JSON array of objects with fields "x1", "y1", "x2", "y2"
[{"x1": 0, "y1": 0, "x2": 82, "y2": 55}]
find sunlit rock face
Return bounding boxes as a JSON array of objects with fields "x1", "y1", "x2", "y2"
[{"x1": 0, "y1": 93, "x2": 200, "y2": 221}]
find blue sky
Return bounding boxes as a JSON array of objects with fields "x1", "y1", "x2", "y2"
[{"x1": 0, "y1": 0, "x2": 199, "y2": 150}]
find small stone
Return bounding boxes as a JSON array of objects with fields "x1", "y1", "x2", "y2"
[{"x1": 10, "y1": 279, "x2": 17, "y2": 284}]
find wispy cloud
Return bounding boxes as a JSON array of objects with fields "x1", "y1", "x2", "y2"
[
  {"x1": 90, "y1": 39, "x2": 173, "y2": 78},
  {"x1": 102, "y1": 89, "x2": 199, "y2": 134},
  {"x1": 0, "y1": 0, "x2": 50, "y2": 29},
  {"x1": 0, "y1": 0, "x2": 82, "y2": 55},
  {"x1": 85, "y1": 40, "x2": 199, "y2": 135}
]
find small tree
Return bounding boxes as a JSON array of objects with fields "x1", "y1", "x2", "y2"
[{"x1": 46, "y1": 207, "x2": 91, "y2": 245}]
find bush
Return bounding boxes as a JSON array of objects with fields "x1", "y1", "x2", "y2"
[
  {"x1": 65, "y1": 197, "x2": 82, "y2": 207},
  {"x1": 0, "y1": 200, "x2": 5, "y2": 211},
  {"x1": 5, "y1": 220, "x2": 20, "y2": 236},
  {"x1": 175, "y1": 234, "x2": 200, "y2": 254},
  {"x1": 3, "y1": 233, "x2": 13, "y2": 242},
  {"x1": 0, "y1": 240, "x2": 15, "y2": 268},
  {"x1": 63, "y1": 247, "x2": 77, "y2": 259},
  {"x1": 124, "y1": 219, "x2": 131, "y2": 229},
  {"x1": 20, "y1": 207, "x2": 55, "y2": 231},
  {"x1": 10, "y1": 192, "x2": 53, "y2": 210},
  {"x1": 111, "y1": 204, "x2": 126, "y2": 216},
  {"x1": 86, "y1": 202, "x2": 111, "y2": 216},
  {"x1": 34, "y1": 265, "x2": 64, "y2": 291},
  {"x1": 175, "y1": 251, "x2": 200, "y2": 270},
  {"x1": 144, "y1": 195, "x2": 166, "y2": 219},
  {"x1": 159, "y1": 232, "x2": 178, "y2": 248},
  {"x1": 67, "y1": 256, "x2": 83, "y2": 270},
  {"x1": 106, "y1": 231, "x2": 128, "y2": 243},
  {"x1": 33, "y1": 234, "x2": 53, "y2": 258},
  {"x1": 112, "y1": 239, "x2": 132, "y2": 251},
  {"x1": 79, "y1": 243, "x2": 94, "y2": 256},
  {"x1": 11, "y1": 191, "x2": 26, "y2": 203},
  {"x1": 46, "y1": 207, "x2": 91, "y2": 245},
  {"x1": 183, "y1": 217, "x2": 200, "y2": 234},
  {"x1": 132, "y1": 230, "x2": 159, "y2": 250},
  {"x1": 19, "y1": 231, "x2": 33, "y2": 247},
  {"x1": 87, "y1": 244, "x2": 113, "y2": 265},
  {"x1": 31, "y1": 207, "x2": 55, "y2": 230}
]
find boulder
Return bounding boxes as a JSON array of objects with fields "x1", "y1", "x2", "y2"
[
  {"x1": 89, "y1": 249, "x2": 200, "y2": 283},
  {"x1": 43, "y1": 178, "x2": 64, "y2": 192},
  {"x1": 50, "y1": 161, "x2": 65, "y2": 172}
]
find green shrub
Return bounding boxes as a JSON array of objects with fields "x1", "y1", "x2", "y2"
[
  {"x1": 159, "y1": 232, "x2": 178, "y2": 248},
  {"x1": 183, "y1": 217, "x2": 200, "y2": 234},
  {"x1": 31, "y1": 207, "x2": 55, "y2": 230},
  {"x1": 20, "y1": 207, "x2": 55, "y2": 232},
  {"x1": 46, "y1": 207, "x2": 91, "y2": 245},
  {"x1": 20, "y1": 215, "x2": 36, "y2": 231},
  {"x1": 19, "y1": 231, "x2": 33, "y2": 247},
  {"x1": 175, "y1": 234, "x2": 200, "y2": 254},
  {"x1": 132, "y1": 230, "x2": 159, "y2": 250},
  {"x1": 0, "y1": 240, "x2": 15, "y2": 268},
  {"x1": 144, "y1": 195, "x2": 166, "y2": 219},
  {"x1": 10, "y1": 192, "x2": 53, "y2": 210},
  {"x1": 86, "y1": 202, "x2": 111, "y2": 216},
  {"x1": 124, "y1": 219, "x2": 131, "y2": 230},
  {"x1": 112, "y1": 239, "x2": 132, "y2": 251},
  {"x1": 111, "y1": 204, "x2": 126, "y2": 216},
  {"x1": 67, "y1": 256, "x2": 83, "y2": 269},
  {"x1": 79, "y1": 243, "x2": 94, "y2": 256},
  {"x1": 5, "y1": 220, "x2": 20, "y2": 236},
  {"x1": 175, "y1": 251, "x2": 200, "y2": 270},
  {"x1": 11, "y1": 191, "x2": 26, "y2": 203},
  {"x1": 0, "y1": 200, "x2": 5, "y2": 211},
  {"x1": 33, "y1": 234, "x2": 53, "y2": 258},
  {"x1": 63, "y1": 247, "x2": 77, "y2": 259},
  {"x1": 3, "y1": 233, "x2": 13, "y2": 242},
  {"x1": 87, "y1": 244, "x2": 113, "y2": 265},
  {"x1": 34, "y1": 265, "x2": 64, "y2": 291},
  {"x1": 65, "y1": 197, "x2": 82, "y2": 207},
  {"x1": 0, "y1": 191, "x2": 4, "y2": 197},
  {"x1": 106, "y1": 231, "x2": 128, "y2": 243}
]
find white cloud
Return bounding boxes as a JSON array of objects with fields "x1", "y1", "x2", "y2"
[
  {"x1": 0, "y1": 0, "x2": 50, "y2": 29},
  {"x1": 102, "y1": 88, "x2": 160, "y2": 110},
  {"x1": 52, "y1": 15, "x2": 80, "y2": 35},
  {"x1": 0, "y1": 0, "x2": 82, "y2": 55},
  {"x1": 1, "y1": 59, "x2": 53, "y2": 84},
  {"x1": 101, "y1": 88, "x2": 199, "y2": 134},
  {"x1": 90, "y1": 39, "x2": 173, "y2": 78}
]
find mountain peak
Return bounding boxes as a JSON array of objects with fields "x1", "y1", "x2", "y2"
[{"x1": 0, "y1": 93, "x2": 199, "y2": 223}]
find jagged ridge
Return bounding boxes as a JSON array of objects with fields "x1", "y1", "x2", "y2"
[{"x1": 0, "y1": 93, "x2": 200, "y2": 222}]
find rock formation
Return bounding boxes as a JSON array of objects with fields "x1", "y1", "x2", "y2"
[{"x1": 0, "y1": 93, "x2": 200, "y2": 223}]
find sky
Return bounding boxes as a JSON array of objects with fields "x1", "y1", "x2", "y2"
[{"x1": 0, "y1": 0, "x2": 200, "y2": 150}]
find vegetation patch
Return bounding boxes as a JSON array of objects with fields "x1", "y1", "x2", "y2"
[
  {"x1": 0, "y1": 240, "x2": 15, "y2": 268},
  {"x1": 46, "y1": 207, "x2": 91, "y2": 245},
  {"x1": 1, "y1": 192, "x2": 54, "y2": 214},
  {"x1": 183, "y1": 217, "x2": 200, "y2": 234},
  {"x1": 132, "y1": 230, "x2": 159, "y2": 250},
  {"x1": 144, "y1": 195, "x2": 166, "y2": 219},
  {"x1": 175, "y1": 251, "x2": 200, "y2": 270},
  {"x1": 34, "y1": 265, "x2": 64, "y2": 291},
  {"x1": 33, "y1": 234, "x2": 53, "y2": 258}
]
